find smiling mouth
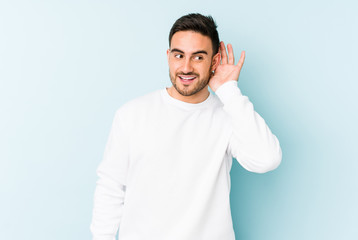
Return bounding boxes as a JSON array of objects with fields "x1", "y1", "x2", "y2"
[{"x1": 178, "y1": 75, "x2": 197, "y2": 84}]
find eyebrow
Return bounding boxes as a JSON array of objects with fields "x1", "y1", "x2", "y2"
[{"x1": 170, "y1": 48, "x2": 208, "y2": 55}]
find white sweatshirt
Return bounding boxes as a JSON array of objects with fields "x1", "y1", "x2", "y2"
[{"x1": 90, "y1": 81, "x2": 282, "y2": 240}]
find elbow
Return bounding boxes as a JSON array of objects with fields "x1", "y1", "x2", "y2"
[
  {"x1": 256, "y1": 146, "x2": 282, "y2": 173},
  {"x1": 233, "y1": 139, "x2": 283, "y2": 174},
  {"x1": 238, "y1": 148, "x2": 282, "y2": 174}
]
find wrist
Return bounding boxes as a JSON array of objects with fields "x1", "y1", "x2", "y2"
[{"x1": 215, "y1": 80, "x2": 242, "y2": 105}]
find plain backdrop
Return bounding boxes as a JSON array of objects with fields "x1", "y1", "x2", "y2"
[{"x1": 0, "y1": 0, "x2": 357, "y2": 239}]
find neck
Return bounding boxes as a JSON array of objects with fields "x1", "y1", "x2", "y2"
[{"x1": 166, "y1": 86, "x2": 210, "y2": 104}]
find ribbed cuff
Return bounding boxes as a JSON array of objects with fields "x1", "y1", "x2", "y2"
[{"x1": 215, "y1": 80, "x2": 243, "y2": 105}]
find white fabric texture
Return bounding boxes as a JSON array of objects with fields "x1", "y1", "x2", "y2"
[{"x1": 90, "y1": 81, "x2": 282, "y2": 240}]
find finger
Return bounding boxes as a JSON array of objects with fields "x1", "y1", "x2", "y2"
[
  {"x1": 227, "y1": 44, "x2": 234, "y2": 65},
  {"x1": 220, "y1": 41, "x2": 228, "y2": 64},
  {"x1": 236, "y1": 50, "x2": 245, "y2": 70}
]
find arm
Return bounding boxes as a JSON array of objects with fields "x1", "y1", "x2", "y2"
[
  {"x1": 90, "y1": 109, "x2": 130, "y2": 240},
  {"x1": 215, "y1": 80, "x2": 282, "y2": 173},
  {"x1": 209, "y1": 42, "x2": 282, "y2": 173}
]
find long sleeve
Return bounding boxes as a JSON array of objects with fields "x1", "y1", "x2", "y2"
[
  {"x1": 90, "y1": 109, "x2": 130, "y2": 240},
  {"x1": 215, "y1": 81, "x2": 282, "y2": 173}
]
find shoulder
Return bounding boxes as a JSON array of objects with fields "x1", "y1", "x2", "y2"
[
  {"x1": 210, "y1": 93, "x2": 232, "y2": 123},
  {"x1": 114, "y1": 89, "x2": 163, "y2": 118},
  {"x1": 211, "y1": 92, "x2": 225, "y2": 110}
]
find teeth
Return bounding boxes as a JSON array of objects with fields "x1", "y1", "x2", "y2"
[{"x1": 181, "y1": 76, "x2": 195, "y2": 80}]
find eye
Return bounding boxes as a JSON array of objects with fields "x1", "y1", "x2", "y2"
[
  {"x1": 174, "y1": 54, "x2": 183, "y2": 59},
  {"x1": 193, "y1": 55, "x2": 203, "y2": 61}
]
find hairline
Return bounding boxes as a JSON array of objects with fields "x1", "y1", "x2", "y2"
[{"x1": 169, "y1": 30, "x2": 218, "y2": 57}]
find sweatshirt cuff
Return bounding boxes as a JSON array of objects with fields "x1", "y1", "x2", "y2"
[{"x1": 215, "y1": 80, "x2": 243, "y2": 105}]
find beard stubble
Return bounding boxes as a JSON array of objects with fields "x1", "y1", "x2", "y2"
[{"x1": 169, "y1": 70, "x2": 212, "y2": 97}]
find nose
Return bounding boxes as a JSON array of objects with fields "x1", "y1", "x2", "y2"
[{"x1": 182, "y1": 57, "x2": 193, "y2": 73}]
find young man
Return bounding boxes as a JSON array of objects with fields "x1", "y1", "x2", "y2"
[{"x1": 90, "y1": 13, "x2": 282, "y2": 240}]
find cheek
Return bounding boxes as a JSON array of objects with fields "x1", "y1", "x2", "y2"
[
  {"x1": 169, "y1": 61, "x2": 181, "y2": 72},
  {"x1": 197, "y1": 62, "x2": 212, "y2": 75},
  {"x1": 168, "y1": 64, "x2": 178, "y2": 77}
]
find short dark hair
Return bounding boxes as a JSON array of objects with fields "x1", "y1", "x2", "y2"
[{"x1": 169, "y1": 13, "x2": 220, "y2": 55}]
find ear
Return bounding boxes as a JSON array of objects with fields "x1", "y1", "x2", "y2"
[
  {"x1": 211, "y1": 52, "x2": 221, "y2": 72},
  {"x1": 166, "y1": 49, "x2": 170, "y2": 63}
]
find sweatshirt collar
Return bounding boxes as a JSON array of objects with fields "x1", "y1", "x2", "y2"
[{"x1": 161, "y1": 87, "x2": 215, "y2": 111}]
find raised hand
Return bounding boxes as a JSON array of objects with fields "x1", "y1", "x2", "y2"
[{"x1": 209, "y1": 41, "x2": 245, "y2": 92}]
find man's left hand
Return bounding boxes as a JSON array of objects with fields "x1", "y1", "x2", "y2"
[{"x1": 209, "y1": 41, "x2": 245, "y2": 92}]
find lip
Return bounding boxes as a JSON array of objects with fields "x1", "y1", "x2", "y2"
[{"x1": 178, "y1": 75, "x2": 197, "y2": 84}]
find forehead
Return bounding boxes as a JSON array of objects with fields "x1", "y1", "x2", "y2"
[{"x1": 170, "y1": 31, "x2": 213, "y2": 55}]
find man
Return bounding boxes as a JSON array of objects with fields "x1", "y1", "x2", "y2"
[{"x1": 90, "y1": 13, "x2": 282, "y2": 240}]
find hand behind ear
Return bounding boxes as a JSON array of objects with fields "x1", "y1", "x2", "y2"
[{"x1": 209, "y1": 41, "x2": 245, "y2": 92}]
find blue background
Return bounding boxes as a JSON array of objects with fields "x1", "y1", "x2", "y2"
[{"x1": 1, "y1": 0, "x2": 357, "y2": 239}]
